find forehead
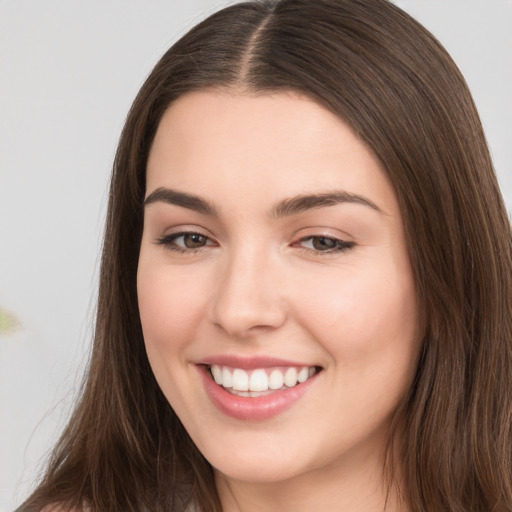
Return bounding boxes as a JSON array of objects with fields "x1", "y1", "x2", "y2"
[{"x1": 146, "y1": 90, "x2": 398, "y2": 215}]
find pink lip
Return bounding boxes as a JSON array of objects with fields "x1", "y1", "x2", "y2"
[
  {"x1": 196, "y1": 354, "x2": 314, "y2": 370},
  {"x1": 198, "y1": 364, "x2": 319, "y2": 421}
]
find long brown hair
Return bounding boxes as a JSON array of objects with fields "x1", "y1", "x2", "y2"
[{"x1": 22, "y1": 1, "x2": 512, "y2": 511}]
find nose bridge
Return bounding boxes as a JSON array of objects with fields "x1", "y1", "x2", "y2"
[{"x1": 210, "y1": 241, "x2": 286, "y2": 338}]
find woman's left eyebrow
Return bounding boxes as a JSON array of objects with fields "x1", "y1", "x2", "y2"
[{"x1": 270, "y1": 191, "x2": 385, "y2": 218}]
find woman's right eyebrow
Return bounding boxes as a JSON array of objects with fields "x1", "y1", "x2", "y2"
[{"x1": 144, "y1": 187, "x2": 218, "y2": 216}]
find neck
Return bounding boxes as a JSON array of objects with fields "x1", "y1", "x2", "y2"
[{"x1": 215, "y1": 445, "x2": 408, "y2": 512}]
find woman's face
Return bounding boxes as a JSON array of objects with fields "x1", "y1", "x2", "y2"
[{"x1": 137, "y1": 91, "x2": 419, "y2": 485}]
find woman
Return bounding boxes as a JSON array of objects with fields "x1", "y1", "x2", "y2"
[{"x1": 21, "y1": 0, "x2": 512, "y2": 511}]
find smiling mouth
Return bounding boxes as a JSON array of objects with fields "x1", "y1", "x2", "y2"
[{"x1": 208, "y1": 364, "x2": 321, "y2": 397}]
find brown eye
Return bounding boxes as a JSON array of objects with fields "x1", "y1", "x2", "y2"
[
  {"x1": 182, "y1": 233, "x2": 208, "y2": 248},
  {"x1": 311, "y1": 237, "x2": 337, "y2": 251},
  {"x1": 156, "y1": 231, "x2": 215, "y2": 252},
  {"x1": 297, "y1": 236, "x2": 355, "y2": 254}
]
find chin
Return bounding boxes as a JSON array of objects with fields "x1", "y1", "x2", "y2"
[{"x1": 211, "y1": 455, "x2": 305, "y2": 484}]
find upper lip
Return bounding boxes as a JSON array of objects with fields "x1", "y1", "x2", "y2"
[{"x1": 196, "y1": 355, "x2": 319, "y2": 370}]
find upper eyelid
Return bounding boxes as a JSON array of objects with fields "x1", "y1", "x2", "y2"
[
  {"x1": 157, "y1": 231, "x2": 215, "y2": 243},
  {"x1": 293, "y1": 229, "x2": 354, "y2": 243},
  {"x1": 156, "y1": 225, "x2": 214, "y2": 238}
]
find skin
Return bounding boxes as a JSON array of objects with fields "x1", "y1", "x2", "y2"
[{"x1": 137, "y1": 90, "x2": 419, "y2": 512}]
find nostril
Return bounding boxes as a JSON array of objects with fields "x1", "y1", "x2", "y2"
[{"x1": 210, "y1": 295, "x2": 287, "y2": 339}]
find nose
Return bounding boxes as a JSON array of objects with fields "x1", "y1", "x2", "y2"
[{"x1": 209, "y1": 248, "x2": 287, "y2": 339}]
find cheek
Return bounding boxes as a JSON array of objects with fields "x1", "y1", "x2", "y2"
[
  {"x1": 292, "y1": 264, "x2": 419, "y2": 434},
  {"x1": 137, "y1": 263, "x2": 209, "y2": 360},
  {"x1": 290, "y1": 259, "x2": 418, "y2": 367}
]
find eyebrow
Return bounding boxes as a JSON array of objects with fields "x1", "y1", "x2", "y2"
[
  {"x1": 270, "y1": 191, "x2": 384, "y2": 217},
  {"x1": 144, "y1": 187, "x2": 218, "y2": 216},
  {"x1": 143, "y1": 187, "x2": 384, "y2": 217}
]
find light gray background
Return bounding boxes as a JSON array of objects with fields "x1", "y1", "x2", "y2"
[{"x1": 1, "y1": 1, "x2": 510, "y2": 510}]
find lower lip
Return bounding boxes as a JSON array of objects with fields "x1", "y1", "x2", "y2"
[{"x1": 199, "y1": 365, "x2": 318, "y2": 421}]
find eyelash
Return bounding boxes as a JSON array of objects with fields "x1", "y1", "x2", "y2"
[
  {"x1": 156, "y1": 232, "x2": 215, "y2": 254},
  {"x1": 295, "y1": 236, "x2": 355, "y2": 254},
  {"x1": 156, "y1": 232, "x2": 355, "y2": 255}
]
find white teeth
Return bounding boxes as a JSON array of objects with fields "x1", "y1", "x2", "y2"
[
  {"x1": 222, "y1": 366, "x2": 233, "y2": 388},
  {"x1": 249, "y1": 369, "x2": 268, "y2": 392},
  {"x1": 297, "y1": 367, "x2": 309, "y2": 383},
  {"x1": 209, "y1": 364, "x2": 318, "y2": 393},
  {"x1": 232, "y1": 368, "x2": 249, "y2": 391},
  {"x1": 211, "y1": 364, "x2": 223, "y2": 384},
  {"x1": 269, "y1": 369, "x2": 284, "y2": 390},
  {"x1": 284, "y1": 367, "x2": 298, "y2": 387}
]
